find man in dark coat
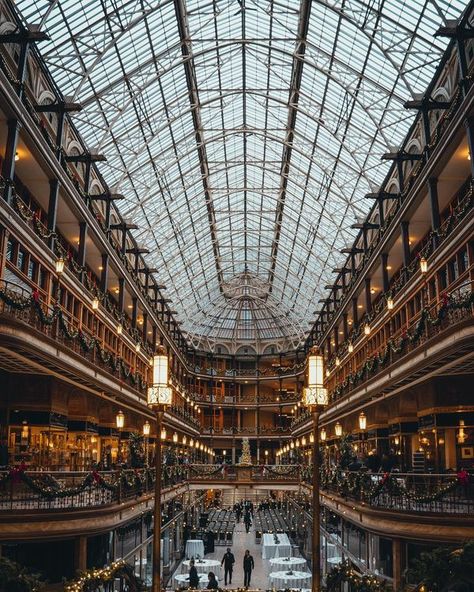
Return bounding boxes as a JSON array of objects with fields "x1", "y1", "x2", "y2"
[
  {"x1": 243, "y1": 549, "x2": 255, "y2": 588},
  {"x1": 188, "y1": 559, "x2": 200, "y2": 588},
  {"x1": 221, "y1": 547, "x2": 235, "y2": 585},
  {"x1": 244, "y1": 509, "x2": 252, "y2": 533}
]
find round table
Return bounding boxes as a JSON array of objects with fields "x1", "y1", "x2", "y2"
[
  {"x1": 182, "y1": 559, "x2": 221, "y2": 576},
  {"x1": 269, "y1": 570, "x2": 312, "y2": 589},
  {"x1": 269, "y1": 557, "x2": 307, "y2": 572},
  {"x1": 174, "y1": 573, "x2": 211, "y2": 589},
  {"x1": 185, "y1": 539, "x2": 205, "y2": 559}
]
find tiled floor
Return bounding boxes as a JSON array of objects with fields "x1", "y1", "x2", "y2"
[{"x1": 172, "y1": 517, "x2": 308, "y2": 589}]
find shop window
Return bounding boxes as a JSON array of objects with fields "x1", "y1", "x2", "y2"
[
  {"x1": 438, "y1": 267, "x2": 447, "y2": 290},
  {"x1": 27, "y1": 259, "x2": 36, "y2": 280},
  {"x1": 17, "y1": 248, "x2": 25, "y2": 272},
  {"x1": 6, "y1": 238, "x2": 15, "y2": 262},
  {"x1": 39, "y1": 268, "x2": 48, "y2": 290}
]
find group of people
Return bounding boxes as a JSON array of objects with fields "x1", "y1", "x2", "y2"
[
  {"x1": 233, "y1": 500, "x2": 254, "y2": 533},
  {"x1": 187, "y1": 548, "x2": 255, "y2": 589}
]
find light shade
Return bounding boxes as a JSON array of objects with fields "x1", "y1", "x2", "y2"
[
  {"x1": 303, "y1": 386, "x2": 328, "y2": 407},
  {"x1": 55, "y1": 257, "x2": 65, "y2": 274},
  {"x1": 151, "y1": 346, "x2": 169, "y2": 386},
  {"x1": 348, "y1": 342, "x2": 354, "y2": 353},
  {"x1": 195, "y1": 439, "x2": 199, "y2": 449},
  {"x1": 92, "y1": 296, "x2": 99, "y2": 310},
  {"x1": 117, "y1": 324, "x2": 123, "y2": 335},
  {"x1": 309, "y1": 433, "x2": 314, "y2": 444},
  {"x1": 116, "y1": 410, "x2": 125, "y2": 429},
  {"x1": 420, "y1": 256, "x2": 428, "y2": 274},
  {"x1": 387, "y1": 297, "x2": 394, "y2": 310},
  {"x1": 364, "y1": 323, "x2": 371, "y2": 336},
  {"x1": 320, "y1": 428, "x2": 327, "y2": 442},
  {"x1": 182, "y1": 435, "x2": 187, "y2": 445},
  {"x1": 335, "y1": 357, "x2": 340, "y2": 367},
  {"x1": 308, "y1": 347, "x2": 324, "y2": 387},
  {"x1": 143, "y1": 420, "x2": 151, "y2": 436},
  {"x1": 301, "y1": 436, "x2": 307, "y2": 446},
  {"x1": 173, "y1": 432, "x2": 178, "y2": 443},
  {"x1": 189, "y1": 438, "x2": 194, "y2": 448},
  {"x1": 335, "y1": 422, "x2": 343, "y2": 437},
  {"x1": 147, "y1": 385, "x2": 172, "y2": 407},
  {"x1": 359, "y1": 412, "x2": 367, "y2": 431}
]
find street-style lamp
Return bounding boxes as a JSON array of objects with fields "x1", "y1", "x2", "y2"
[
  {"x1": 55, "y1": 257, "x2": 65, "y2": 275},
  {"x1": 116, "y1": 410, "x2": 125, "y2": 465},
  {"x1": 92, "y1": 296, "x2": 99, "y2": 310},
  {"x1": 302, "y1": 346, "x2": 328, "y2": 592},
  {"x1": 420, "y1": 256, "x2": 428, "y2": 274},
  {"x1": 147, "y1": 345, "x2": 173, "y2": 592},
  {"x1": 335, "y1": 422, "x2": 343, "y2": 437},
  {"x1": 358, "y1": 412, "x2": 367, "y2": 431},
  {"x1": 143, "y1": 420, "x2": 151, "y2": 467},
  {"x1": 320, "y1": 428, "x2": 327, "y2": 442}
]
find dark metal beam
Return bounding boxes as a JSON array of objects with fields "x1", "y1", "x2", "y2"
[
  {"x1": 268, "y1": 0, "x2": 312, "y2": 292},
  {"x1": 173, "y1": 0, "x2": 224, "y2": 291}
]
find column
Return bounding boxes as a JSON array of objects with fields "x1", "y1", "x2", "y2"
[
  {"x1": 377, "y1": 197, "x2": 385, "y2": 227},
  {"x1": 78, "y1": 222, "x2": 88, "y2": 280},
  {"x1": 2, "y1": 119, "x2": 21, "y2": 204},
  {"x1": 100, "y1": 253, "x2": 109, "y2": 293},
  {"x1": 47, "y1": 179, "x2": 60, "y2": 250},
  {"x1": 381, "y1": 253, "x2": 389, "y2": 293},
  {"x1": 74, "y1": 535, "x2": 87, "y2": 571},
  {"x1": 400, "y1": 221, "x2": 410, "y2": 267},
  {"x1": 364, "y1": 277, "x2": 372, "y2": 314},
  {"x1": 392, "y1": 538, "x2": 403, "y2": 591},
  {"x1": 118, "y1": 277, "x2": 125, "y2": 312},
  {"x1": 352, "y1": 297, "x2": 358, "y2": 326},
  {"x1": 131, "y1": 297, "x2": 137, "y2": 328},
  {"x1": 428, "y1": 177, "x2": 440, "y2": 248},
  {"x1": 342, "y1": 312, "x2": 348, "y2": 340}
]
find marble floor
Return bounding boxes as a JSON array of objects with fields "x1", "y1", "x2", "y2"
[{"x1": 172, "y1": 519, "x2": 308, "y2": 590}]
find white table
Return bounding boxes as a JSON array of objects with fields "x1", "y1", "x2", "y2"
[
  {"x1": 174, "y1": 573, "x2": 211, "y2": 589},
  {"x1": 185, "y1": 539, "x2": 205, "y2": 559},
  {"x1": 269, "y1": 570, "x2": 312, "y2": 589},
  {"x1": 182, "y1": 559, "x2": 221, "y2": 576},
  {"x1": 269, "y1": 557, "x2": 307, "y2": 571},
  {"x1": 262, "y1": 533, "x2": 292, "y2": 559},
  {"x1": 327, "y1": 556, "x2": 342, "y2": 565}
]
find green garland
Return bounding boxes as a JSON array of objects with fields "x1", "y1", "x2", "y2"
[
  {"x1": 331, "y1": 291, "x2": 474, "y2": 401},
  {"x1": 325, "y1": 561, "x2": 387, "y2": 591},
  {"x1": 316, "y1": 468, "x2": 462, "y2": 505},
  {"x1": 0, "y1": 287, "x2": 147, "y2": 391},
  {"x1": 64, "y1": 559, "x2": 143, "y2": 592}
]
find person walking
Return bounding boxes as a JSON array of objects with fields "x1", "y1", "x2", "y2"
[
  {"x1": 188, "y1": 559, "x2": 200, "y2": 589},
  {"x1": 207, "y1": 571, "x2": 219, "y2": 589},
  {"x1": 243, "y1": 549, "x2": 254, "y2": 588},
  {"x1": 244, "y1": 509, "x2": 252, "y2": 533},
  {"x1": 235, "y1": 503, "x2": 242, "y2": 523},
  {"x1": 221, "y1": 547, "x2": 235, "y2": 585}
]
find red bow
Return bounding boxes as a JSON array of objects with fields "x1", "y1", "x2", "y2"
[{"x1": 32, "y1": 289, "x2": 40, "y2": 302}]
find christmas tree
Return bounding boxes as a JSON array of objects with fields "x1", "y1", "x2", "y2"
[{"x1": 239, "y1": 438, "x2": 252, "y2": 465}]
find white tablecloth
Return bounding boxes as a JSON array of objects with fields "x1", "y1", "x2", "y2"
[
  {"x1": 262, "y1": 533, "x2": 292, "y2": 559},
  {"x1": 174, "y1": 573, "x2": 211, "y2": 589},
  {"x1": 269, "y1": 570, "x2": 312, "y2": 589},
  {"x1": 182, "y1": 559, "x2": 221, "y2": 576},
  {"x1": 327, "y1": 556, "x2": 342, "y2": 565},
  {"x1": 269, "y1": 557, "x2": 307, "y2": 571},
  {"x1": 185, "y1": 539, "x2": 205, "y2": 559}
]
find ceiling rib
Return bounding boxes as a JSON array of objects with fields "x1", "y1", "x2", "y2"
[
  {"x1": 267, "y1": 0, "x2": 312, "y2": 293},
  {"x1": 173, "y1": 0, "x2": 224, "y2": 291}
]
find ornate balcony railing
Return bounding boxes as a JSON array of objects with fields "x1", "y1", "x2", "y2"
[
  {"x1": 200, "y1": 426, "x2": 290, "y2": 436},
  {"x1": 329, "y1": 282, "x2": 474, "y2": 403},
  {"x1": 0, "y1": 466, "x2": 187, "y2": 511},
  {"x1": 187, "y1": 464, "x2": 300, "y2": 483},
  {"x1": 0, "y1": 278, "x2": 149, "y2": 392},
  {"x1": 301, "y1": 468, "x2": 474, "y2": 515}
]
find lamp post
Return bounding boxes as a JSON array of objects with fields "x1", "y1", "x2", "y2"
[
  {"x1": 302, "y1": 346, "x2": 328, "y2": 592},
  {"x1": 55, "y1": 257, "x2": 65, "y2": 301},
  {"x1": 143, "y1": 421, "x2": 151, "y2": 467},
  {"x1": 116, "y1": 410, "x2": 125, "y2": 465},
  {"x1": 147, "y1": 345, "x2": 173, "y2": 592}
]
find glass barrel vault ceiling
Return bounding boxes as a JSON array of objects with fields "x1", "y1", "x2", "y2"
[{"x1": 17, "y1": 0, "x2": 466, "y2": 352}]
